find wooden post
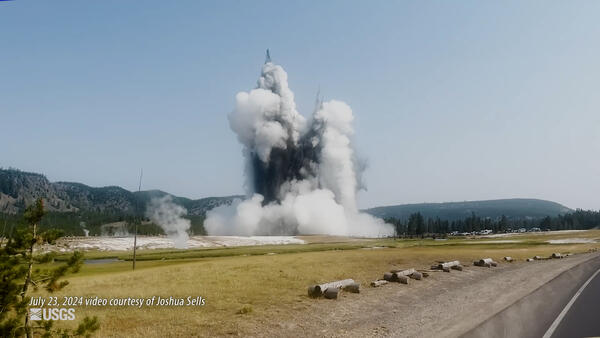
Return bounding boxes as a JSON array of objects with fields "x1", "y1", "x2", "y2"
[{"x1": 132, "y1": 168, "x2": 143, "y2": 271}]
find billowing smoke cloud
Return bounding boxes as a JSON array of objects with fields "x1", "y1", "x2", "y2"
[
  {"x1": 146, "y1": 196, "x2": 191, "y2": 248},
  {"x1": 206, "y1": 58, "x2": 392, "y2": 237}
]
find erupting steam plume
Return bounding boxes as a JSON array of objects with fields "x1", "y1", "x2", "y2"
[
  {"x1": 147, "y1": 196, "x2": 191, "y2": 248},
  {"x1": 205, "y1": 52, "x2": 392, "y2": 237}
]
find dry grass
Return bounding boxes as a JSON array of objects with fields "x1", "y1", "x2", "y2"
[{"x1": 34, "y1": 230, "x2": 600, "y2": 337}]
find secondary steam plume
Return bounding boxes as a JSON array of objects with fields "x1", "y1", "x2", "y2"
[
  {"x1": 206, "y1": 53, "x2": 392, "y2": 237},
  {"x1": 146, "y1": 196, "x2": 191, "y2": 248}
]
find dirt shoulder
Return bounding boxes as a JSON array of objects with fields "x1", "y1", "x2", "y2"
[{"x1": 252, "y1": 252, "x2": 600, "y2": 338}]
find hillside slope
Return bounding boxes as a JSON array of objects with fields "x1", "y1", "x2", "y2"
[
  {"x1": 364, "y1": 199, "x2": 572, "y2": 220},
  {"x1": 2, "y1": 168, "x2": 573, "y2": 223},
  {"x1": 0, "y1": 168, "x2": 240, "y2": 216}
]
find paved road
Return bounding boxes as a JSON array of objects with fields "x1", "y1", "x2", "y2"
[
  {"x1": 549, "y1": 263, "x2": 600, "y2": 338},
  {"x1": 462, "y1": 253, "x2": 600, "y2": 338}
]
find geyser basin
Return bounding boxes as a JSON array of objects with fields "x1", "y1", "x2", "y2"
[
  {"x1": 205, "y1": 55, "x2": 392, "y2": 237},
  {"x1": 40, "y1": 236, "x2": 306, "y2": 252}
]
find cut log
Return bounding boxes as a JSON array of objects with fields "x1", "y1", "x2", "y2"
[
  {"x1": 474, "y1": 258, "x2": 497, "y2": 267},
  {"x1": 392, "y1": 272, "x2": 411, "y2": 283},
  {"x1": 370, "y1": 280, "x2": 388, "y2": 287},
  {"x1": 308, "y1": 285, "x2": 320, "y2": 298},
  {"x1": 409, "y1": 272, "x2": 423, "y2": 280},
  {"x1": 451, "y1": 265, "x2": 463, "y2": 271},
  {"x1": 343, "y1": 282, "x2": 360, "y2": 293},
  {"x1": 397, "y1": 275, "x2": 409, "y2": 284},
  {"x1": 323, "y1": 288, "x2": 339, "y2": 299},
  {"x1": 526, "y1": 258, "x2": 534, "y2": 262},
  {"x1": 308, "y1": 279, "x2": 356, "y2": 297},
  {"x1": 480, "y1": 258, "x2": 494, "y2": 265},
  {"x1": 438, "y1": 261, "x2": 461, "y2": 270},
  {"x1": 503, "y1": 256, "x2": 513, "y2": 262},
  {"x1": 533, "y1": 256, "x2": 542, "y2": 260},
  {"x1": 383, "y1": 272, "x2": 396, "y2": 282},
  {"x1": 390, "y1": 268, "x2": 416, "y2": 276},
  {"x1": 443, "y1": 266, "x2": 451, "y2": 273},
  {"x1": 551, "y1": 253, "x2": 564, "y2": 259}
]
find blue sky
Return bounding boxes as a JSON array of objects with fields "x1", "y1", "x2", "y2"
[{"x1": 1, "y1": 1, "x2": 599, "y2": 209}]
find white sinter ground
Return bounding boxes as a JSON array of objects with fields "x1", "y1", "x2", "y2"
[
  {"x1": 482, "y1": 230, "x2": 588, "y2": 238},
  {"x1": 547, "y1": 238, "x2": 598, "y2": 244},
  {"x1": 40, "y1": 236, "x2": 305, "y2": 252}
]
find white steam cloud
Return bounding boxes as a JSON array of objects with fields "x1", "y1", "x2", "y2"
[
  {"x1": 205, "y1": 58, "x2": 392, "y2": 237},
  {"x1": 146, "y1": 196, "x2": 191, "y2": 248}
]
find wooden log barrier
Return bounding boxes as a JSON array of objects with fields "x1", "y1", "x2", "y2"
[
  {"x1": 308, "y1": 279, "x2": 356, "y2": 297},
  {"x1": 383, "y1": 272, "x2": 396, "y2": 282},
  {"x1": 371, "y1": 280, "x2": 388, "y2": 287},
  {"x1": 474, "y1": 258, "x2": 497, "y2": 267},
  {"x1": 343, "y1": 282, "x2": 360, "y2": 293},
  {"x1": 390, "y1": 268, "x2": 416, "y2": 276},
  {"x1": 323, "y1": 288, "x2": 339, "y2": 299},
  {"x1": 438, "y1": 261, "x2": 461, "y2": 270},
  {"x1": 451, "y1": 265, "x2": 464, "y2": 271},
  {"x1": 397, "y1": 275, "x2": 409, "y2": 284},
  {"x1": 409, "y1": 271, "x2": 423, "y2": 280}
]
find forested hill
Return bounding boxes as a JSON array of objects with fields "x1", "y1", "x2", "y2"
[
  {"x1": 0, "y1": 168, "x2": 240, "y2": 216},
  {"x1": 364, "y1": 199, "x2": 573, "y2": 221}
]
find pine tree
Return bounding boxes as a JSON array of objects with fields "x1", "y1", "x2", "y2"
[{"x1": 0, "y1": 198, "x2": 99, "y2": 337}]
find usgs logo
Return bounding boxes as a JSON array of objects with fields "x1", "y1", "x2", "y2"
[{"x1": 29, "y1": 308, "x2": 76, "y2": 321}]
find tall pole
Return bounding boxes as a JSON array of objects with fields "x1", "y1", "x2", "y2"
[
  {"x1": 0, "y1": 214, "x2": 6, "y2": 247},
  {"x1": 133, "y1": 168, "x2": 143, "y2": 271}
]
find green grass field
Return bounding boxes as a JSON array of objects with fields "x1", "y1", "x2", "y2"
[{"x1": 34, "y1": 230, "x2": 600, "y2": 337}]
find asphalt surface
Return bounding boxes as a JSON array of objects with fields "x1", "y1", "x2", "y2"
[
  {"x1": 550, "y1": 263, "x2": 600, "y2": 338},
  {"x1": 462, "y1": 253, "x2": 600, "y2": 338}
]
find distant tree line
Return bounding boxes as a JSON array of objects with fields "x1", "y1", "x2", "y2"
[
  {"x1": 385, "y1": 209, "x2": 600, "y2": 238},
  {"x1": 0, "y1": 211, "x2": 207, "y2": 238}
]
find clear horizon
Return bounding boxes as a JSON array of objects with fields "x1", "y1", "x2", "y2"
[{"x1": 1, "y1": 1, "x2": 599, "y2": 210}]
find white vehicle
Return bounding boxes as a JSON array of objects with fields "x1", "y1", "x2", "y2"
[{"x1": 479, "y1": 229, "x2": 493, "y2": 235}]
